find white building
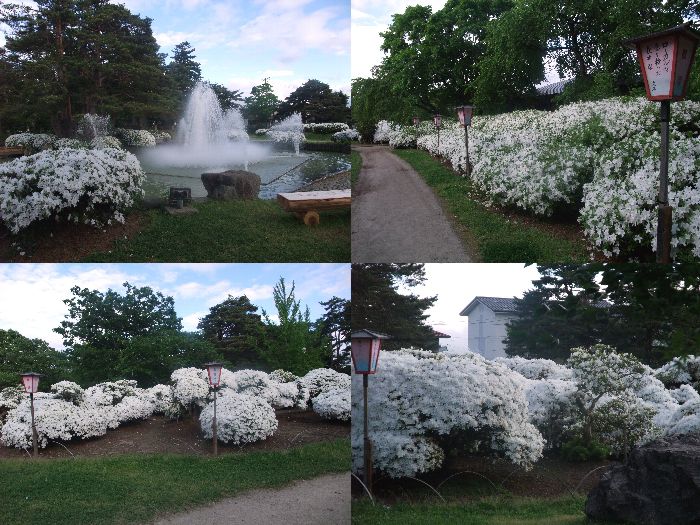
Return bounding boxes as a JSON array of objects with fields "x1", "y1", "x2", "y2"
[{"x1": 459, "y1": 297, "x2": 519, "y2": 360}]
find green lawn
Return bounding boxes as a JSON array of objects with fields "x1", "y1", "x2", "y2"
[
  {"x1": 0, "y1": 438, "x2": 349, "y2": 525},
  {"x1": 353, "y1": 495, "x2": 618, "y2": 525},
  {"x1": 351, "y1": 150, "x2": 362, "y2": 187},
  {"x1": 393, "y1": 149, "x2": 589, "y2": 262},
  {"x1": 84, "y1": 199, "x2": 350, "y2": 262}
]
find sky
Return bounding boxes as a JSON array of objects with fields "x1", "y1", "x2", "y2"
[
  {"x1": 0, "y1": 0, "x2": 350, "y2": 99},
  {"x1": 0, "y1": 263, "x2": 350, "y2": 350},
  {"x1": 406, "y1": 264, "x2": 542, "y2": 352}
]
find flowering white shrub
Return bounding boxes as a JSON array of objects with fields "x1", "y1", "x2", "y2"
[
  {"x1": 303, "y1": 368, "x2": 351, "y2": 400},
  {"x1": 304, "y1": 123, "x2": 349, "y2": 133},
  {"x1": 332, "y1": 129, "x2": 360, "y2": 143},
  {"x1": 151, "y1": 130, "x2": 171, "y2": 144},
  {"x1": 255, "y1": 128, "x2": 269, "y2": 136},
  {"x1": 0, "y1": 386, "x2": 24, "y2": 417},
  {"x1": 5, "y1": 133, "x2": 56, "y2": 153},
  {"x1": 312, "y1": 388, "x2": 350, "y2": 421},
  {"x1": 170, "y1": 367, "x2": 210, "y2": 408},
  {"x1": 223, "y1": 369, "x2": 282, "y2": 406},
  {"x1": 55, "y1": 138, "x2": 89, "y2": 150},
  {"x1": 352, "y1": 350, "x2": 545, "y2": 478},
  {"x1": 51, "y1": 381, "x2": 84, "y2": 404},
  {"x1": 146, "y1": 384, "x2": 174, "y2": 414},
  {"x1": 114, "y1": 128, "x2": 156, "y2": 147},
  {"x1": 90, "y1": 136, "x2": 122, "y2": 150},
  {"x1": 0, "y1": 147, "x2": 144, "y2": 233},
  {"x1": 373, "y1": 120, "x2": 392, "y2": 143},
  {"x1": 495, "y1": 356, "x2": 573, "y2": 380},
  {"x1": 199, "y1": 391, "x2": 278, "y2": 445},
  {"x1": 654, "y1": 355, "x2": 700, "y2": 387}
]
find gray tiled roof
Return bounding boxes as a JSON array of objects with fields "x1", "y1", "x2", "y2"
[
  {"x1": 536, "y1": 79, "x2": 572, "y2": 95},
  {"x1": 459, "y1": 296, "x2": 518, "y2": 316}
]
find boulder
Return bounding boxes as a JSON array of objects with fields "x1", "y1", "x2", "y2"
[
  {"x1": 585, "y1": 435, "x2": 700, "y2": 525},
  {"x1": 201, "y1": 170, "x2": 260, "y2": 200}
]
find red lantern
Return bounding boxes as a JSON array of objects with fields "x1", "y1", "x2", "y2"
[
  {"x1": 456, "y1": 105, "x2": 474, "y2": 127},
  {"x1": 20, "y1": 372, "x2": 42, "y2": 393},
  {"x1": 204, "y1": 362, "x2": 223, "y2": 387},
  {"x1": 625, "y1": 23, "x2": 699, "y2": 101},
  {"x1": 351, "y1": 330, "x2": 389, "y2": 374},
  {"x1": 433, "y1": 114, "x2": 442, "y2": 128}
]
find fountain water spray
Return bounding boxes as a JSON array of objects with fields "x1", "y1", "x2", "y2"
[
  {"x1": 77, "y1": 114, "x2": 112, "y2": 141},
  {"x1": 267, "y1": 113, "x2": 305, "y2": 156}
]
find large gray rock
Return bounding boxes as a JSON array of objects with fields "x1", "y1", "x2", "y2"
[
  {"x1": 201, "y1": 170, "x2": 260, "y2": 200},
  {"x1": 585, "y1": 435, "x2": 700, "y2": 525}
]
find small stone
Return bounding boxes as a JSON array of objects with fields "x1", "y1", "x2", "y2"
[{"x1": 201, "y1": 170, "x2": 261, "y2": 200}]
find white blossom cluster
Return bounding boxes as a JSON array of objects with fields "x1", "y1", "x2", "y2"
[
  {"x1": 312, "y1": 388, "x2": 350, "y2": 421},
  {"x1": 302, "y1": 368, "x2": 351, "y2": 399},
  {"x1": 199, "y1": 390, "x2": 278, "y2": 445},
  {"x1": 151, "y1": 130, "x2": 171, "y2": 144},
  {"x1": 90, "y1": 136, "x2": 123, "y2": 150},
  {"x1": 352, "y1": 350, "x2": 545, "y2": 478},
  {"x1": 113, "y1": 128, "x2": 157, "y2": 147},
  {"x1": 170, "y1": 367, "x2": 210, "y2": 408},
  {"x1": 380, "y1": 98, "x2": 700, "y2": 257},
  {"x1": 654, "y1": 355, "x2": 700, "y2": 387},
  {"x1": 331, "y1": 129, "x2": 360, "y2": 143},
  {"x1": 5, "y1": 133, "x2": 57, "y2": 153},
  {"x1": 0, "y1": 386, "x2": 24, "y2": 418},
  {"x1": 0, "y1": 147, "x2": 145, "y2": 233},
  {"x1": 303, "y1": 122, "x2": 349, "y2": 133},
  {"x1": 55, "y1": 138, "x2": 89, "y2": 150}
]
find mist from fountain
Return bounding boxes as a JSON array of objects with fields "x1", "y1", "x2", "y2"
[{"x1": 267, "y1": 112, "x2": 305, "y2": 156}]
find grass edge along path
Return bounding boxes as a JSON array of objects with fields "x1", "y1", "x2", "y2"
[
  {"x1": 352, "y1": 494, "x2": 619, "y2": 525},
  {"x1": 0, "y1": 438, "x2": 349, "y2": 525},
  {"x1": 84, "y1": 199, "x2": 350, "y2": 262},
  {"x1": 392, "y1": 149, "x2": 589, "y2": 262}
]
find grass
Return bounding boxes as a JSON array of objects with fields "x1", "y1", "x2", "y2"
[
  {"x1": 83, "y1": 199, "x2": 350, "y2": 262},
  {"x1": 352, "y1": 495, "x2": 619, "y2": 525},
  {"x1": 351, "y1": 150, "x2": 362, "y2": 187},
  {"x1": 392, "y1": 149, "x2": 589, "y2": 262},
  {"x1": 0, "y1": 438, "x2": 349, "y2": 525}
]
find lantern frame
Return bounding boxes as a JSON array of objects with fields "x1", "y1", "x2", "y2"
[
  {"x1": 203, "y1": 362, "x2": 223, "y2": 388},
  {"x1": 412, "y1": 116, "x2": 421, "y2": 126},
  {"x1": 456, "y1": 105, "x2": 474, "y2": 127},
  {"x1": 624, "y1": 22, "x2": 699, "y2": 102},
  {"x1": 20, "y1": 372, "x2": 42, "y2": 394},
  {"x1": 433, "y1": 114, "x2": 442, "y2": 128},
  {"x1": 351, "y1": 330, "x2": 389, "y2": 375}
]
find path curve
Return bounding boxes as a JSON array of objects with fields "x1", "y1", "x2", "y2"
[
  {"x1": 352, "y1": 145, "x2": 470, "y2": 262},
  {"x1": 151, "y1": 472, "x2": 349, "y2": 525}
]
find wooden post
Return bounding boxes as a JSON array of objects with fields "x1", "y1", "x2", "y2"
[
  {"x1": 363, "y1": 374, "x2": 372, "y2": 494},
  {"x1": 436, "y1": 126, "x2": 440, "y2": 154},
  {"x1": 30, "y1": 392, "x2": 38, "y2": 458},
  {"x1": 464, "y1": 125, "x2": 471, "y2": 177},
  {"x1": 212, "y1": 388, "x2": 218, "y2": 457},
  {"x1": 657, "y1": 100, "x2": 672, "y2": 263}
]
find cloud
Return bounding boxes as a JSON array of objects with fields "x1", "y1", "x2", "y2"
[
  {"x1": 182, "y1": 311, "x2": 206, "y2": 331},
  {"x1": 206, "y1": 284, "x2": 275, "y2": 307}
]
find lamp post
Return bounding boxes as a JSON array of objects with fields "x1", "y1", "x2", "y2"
[
  {"x1": 413, "y1": 117, "x2": 421, "y2": 145},
  {"x1": 456, "y1": 105, "x2": 474, "y2": 177},
  {"x1": 351, "y1": 329, "x2": 389, "y2": 495},
  {"x1": 20, "y1": 372, "x2": 42, "y2": 458},
  {"x1": 624, "y1": 23, "x2": 699, "y2": 263},
  {"x1": 204, "y1": 362, "x2": 223, "y2": 456},
  {"x1": 433, "y1": 114, "x2": 442, "y2": 152}
]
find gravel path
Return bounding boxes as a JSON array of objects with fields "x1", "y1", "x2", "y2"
[
  {"x1": 351, "y1": 145, "x2": 470, "y2": 262},
  {"x1": 152, "y1": 472, "x2": 349, "y2": 525}
]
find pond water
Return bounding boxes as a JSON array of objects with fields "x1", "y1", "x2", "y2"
[{"x1": 137, "y1": 147, "x2": 349, "y2": 200}]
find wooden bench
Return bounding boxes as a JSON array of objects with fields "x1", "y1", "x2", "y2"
[
  {"x1": 0, "y1": 147, "x2": 25, "y2": 158},
  {"x1": 277, "y1": 189, "x2": 351, "y2": 226}
]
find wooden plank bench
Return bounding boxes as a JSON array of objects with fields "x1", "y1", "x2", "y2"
[
  {"x1": 277, "y1": 189, "x2": 351, "y2": 226},
  {"x1": 0, "y1": 147, "x2": 25, "y2": 158}
]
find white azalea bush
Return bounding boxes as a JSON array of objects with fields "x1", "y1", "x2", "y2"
[
  {"x1": 5, "y1": 133, "x2": 57, "y2": 153},
  {"x1": 55, "y1": 138, "x2": 89, "y2": 150},
  {"x1": 352, "y1": 349, "x2": 545, "y2": 478},
  {"x1": 90, "y1": 136, "x2": 122, "y2": 150},
  {"x1": 303, "y1": 368, "x2": 351, "y2": 400},
  {"x1": 331, "y1": 129, "x2": 360, "y2": 143},
  {"x1": 312, "y1": 388, "x2": 350, "y2": 421},
  {"x1": 373, "y1": 120, "x2": 392, "y2": 143},
  {"x1": 170, "y1": 367, "x2": 210, "y2": 409},
  {"x1": 199, "y1": 390, "x2": 278, "y2": 445},
  {"x1": 0, "y1": 147, "x2": 145, "y2": 233},
  {"x1": 304, "y1": 122, "x2": 349, "y2": 133},
  {"x1": 151, "y1": 130, "x2": 171, "y2": 144},
  {"x1": 114, "y1": 128, "x2": 156, "y2": 147}
]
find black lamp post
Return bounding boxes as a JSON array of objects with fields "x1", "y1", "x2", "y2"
[
  {"x1": 413, "y1": 117, "x2": 421, "y2": 144},
  {"x1": 351, "y1": 329, "x2": 389, "y2": 495},
  {"x1": 20, "y1": 372, "x2": 42, "y2": 458},
  {"x1": 433, "y1": 114, "x2": 442, "y2": 152},
  {"x1": 624, "y1": 23, "x2": 699, "y2": 263},
  {"x1": 204, "y1": 362, "x2": 223, "y2": 456},
  {"x1": 456, "y1": 105, "x2": 474, "y2": 177}
]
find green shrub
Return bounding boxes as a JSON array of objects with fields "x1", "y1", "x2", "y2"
[{"x1": 561, "y1": 436, "x2": 609, "y2": 462}]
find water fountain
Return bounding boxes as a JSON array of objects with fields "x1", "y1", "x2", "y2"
[
  {"x1": 137, "y1": 82, "x2": 348, "y2": 199},
  {"x1": 77, "y1": 114, "x2": 111, "y2": 141}
]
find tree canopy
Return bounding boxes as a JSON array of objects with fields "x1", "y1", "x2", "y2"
[
  {"x1": 244, "y1": 78, "x2": 280, "y2": 130},
  {"x1": 0, "y1": 330, "x2": 69, "y2": 390},
  {"x1": 277, "y1": 79, "x2": 350, "y2": 123}
]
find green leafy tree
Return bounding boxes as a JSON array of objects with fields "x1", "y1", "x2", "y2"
[
  {"x1": 351, "y1": 264, "x2": 437, "y2": 350},
  {"x1": 55, "y1": 282, "x2": 182, "y2": 384},
  {"x1": 210, "y1": 83, "x2": 244, "y2": 110},
  {"x1": 0, "y1": 329, "x2": 69, "y2": 390},
  {"x1": 277, "y1": 79, "x2": 349, "y2": 123},
  {"x1": 197, "y1": 295, "x2": 265, "y2": 366},
  {"x1": 260, "y1": 278, "x2": 328, "y2": 375},
  {"x1": 317, "y1": 296, "x2": 351, "y2": 371},
  {"x1": 244, "y1": 78, "x2": 280, "y2": 130},
  {"x1": 167, "y1": 41, "x2": 202, "y2": 100}
]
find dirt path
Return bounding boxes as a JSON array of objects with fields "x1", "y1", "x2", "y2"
[
  {"x1": 352, "y1": 145, "x2": 470, "y2": 263},
  {"x1": 152, "y1": 472, "x2": 349, "y2": 525}
]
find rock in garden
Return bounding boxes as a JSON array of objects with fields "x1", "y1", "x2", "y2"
[
  {"x1": 585, "y1": 434, "x2": 700, "y2": 525},
  {"x1": 201, "y1": 170, "x2": 260, "y2": 200}
]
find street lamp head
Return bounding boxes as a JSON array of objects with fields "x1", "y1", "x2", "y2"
[
  {"x1": 456, "y1": 105, "x2": 474, "y2": 127},
  {"x1": 433, "y1": 114, "x2": 442, "y2": 128},
  {"x1": 413, "y1": 116, "x2": 421, "y2": 126},
  {"x1": 20, "y1": 372, "x2": 42, "y2": 394},
  {"x1": 351, "y1": 330, "x2": 390, "y2": 375},
  {"x1": 203, "y1": 362, "x2": 224, "y2": 388},
  {"x1": 624, "y1": 22, "x2": 699, "y2": 101}
]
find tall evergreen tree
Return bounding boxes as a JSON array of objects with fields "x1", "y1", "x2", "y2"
[
  {"x1": 277, "y1": 79, "x2": 350, "y2": 123},
  {"x1": 351, "y1": 264, "x2": 437, "y2": 350},
  {"x1": 167, "y1": 41, "x2": 202, "y2": 100},
  {"x1": 318, "y1": 296, "x2": 351, "y2": 371},
  {"x1": 244, "y1": 78, "x2": 280, "y2": 130}
]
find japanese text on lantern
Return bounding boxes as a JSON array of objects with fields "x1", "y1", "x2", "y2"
[{"x1": 644, "y1": 38, "x2": 675, "y2": 97}]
